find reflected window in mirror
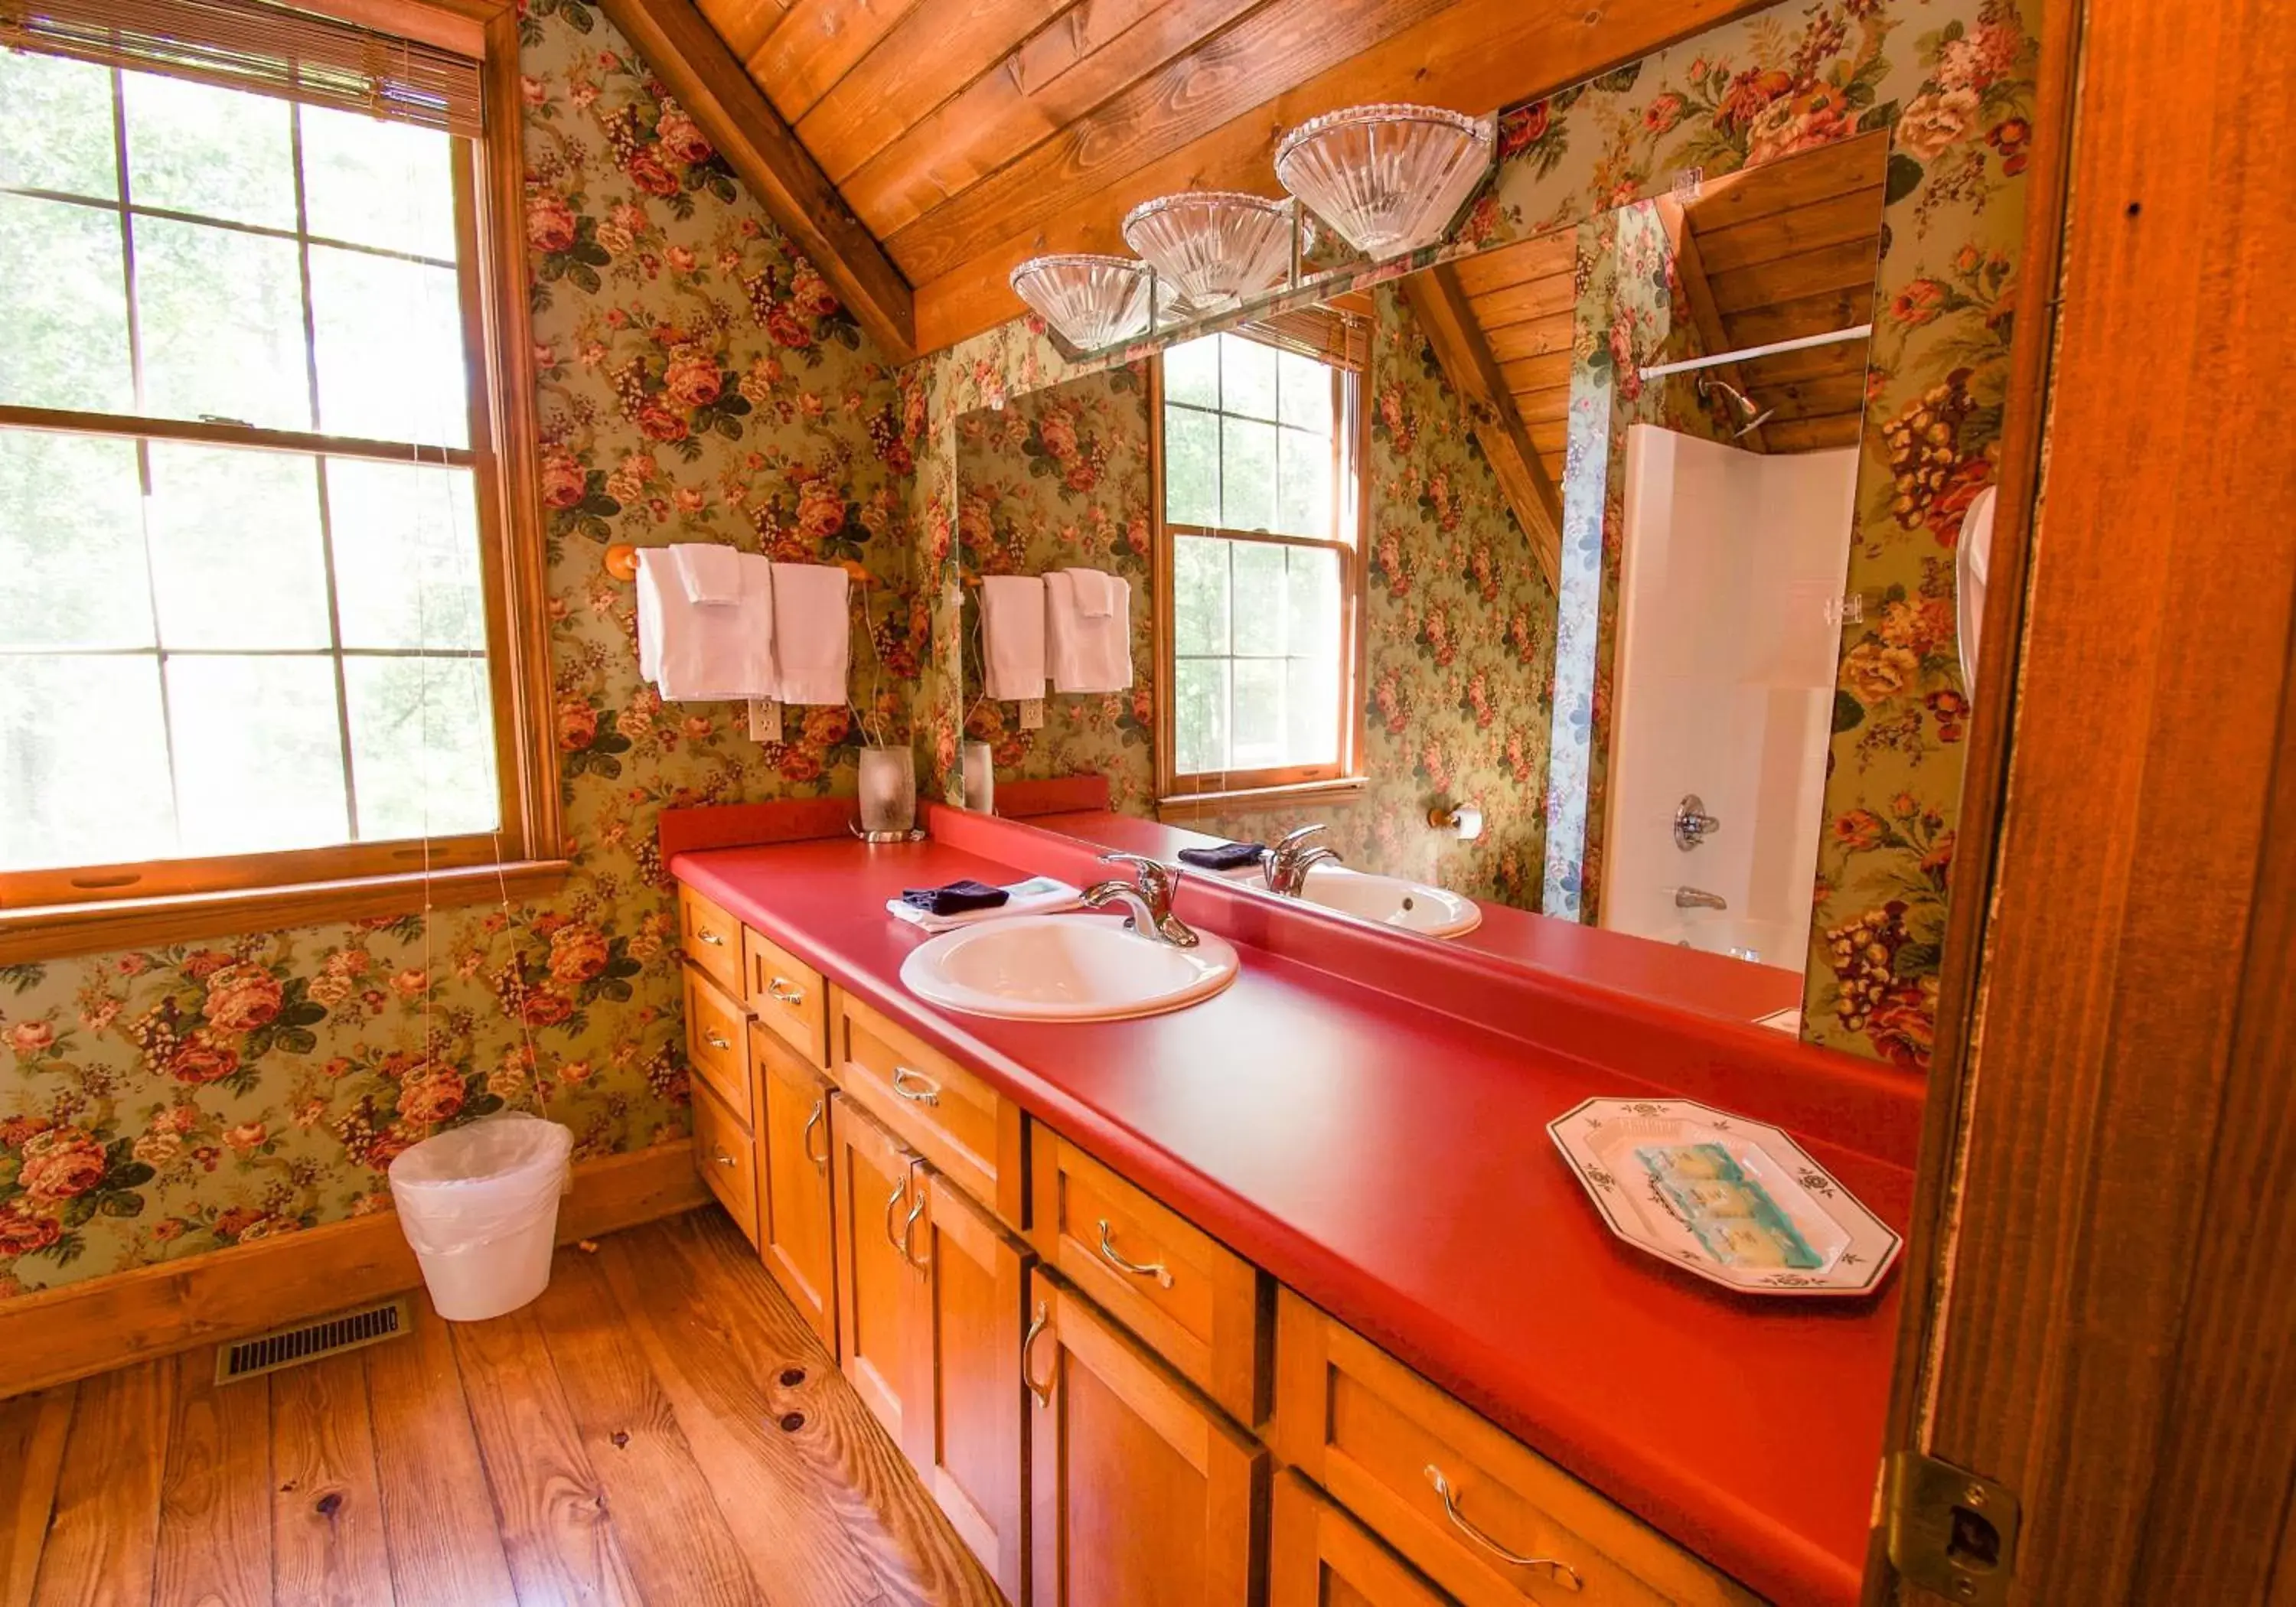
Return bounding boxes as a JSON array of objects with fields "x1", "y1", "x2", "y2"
[{"x1": 1153, "y1": 331, "x2": 1367, "y2": 807}]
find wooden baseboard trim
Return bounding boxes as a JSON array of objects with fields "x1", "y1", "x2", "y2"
[{"x1": 0, "y1": 1140, "x2": 709, "y2": 1398}]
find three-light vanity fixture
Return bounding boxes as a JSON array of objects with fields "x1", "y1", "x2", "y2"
[{"x1": 1009, "y1": 103, "x2": 1495, "y2": 355}]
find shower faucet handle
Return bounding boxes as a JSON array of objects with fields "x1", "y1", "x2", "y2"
[{"x1": 1674, "y1": 794, "x2": 1721, "y2": 852}]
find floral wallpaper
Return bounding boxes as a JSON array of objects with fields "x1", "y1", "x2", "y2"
[{"x1": 0, "y1": 0, "x2": 916, "y2": 1295}]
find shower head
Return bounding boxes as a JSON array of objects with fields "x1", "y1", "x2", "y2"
[{"x1": 1698, "y1": 373, "x2": 1776, "y2": 439}]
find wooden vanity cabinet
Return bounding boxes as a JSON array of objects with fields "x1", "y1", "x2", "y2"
[
  {"x1": 753, "y1": 1020, "x2": 838, "y2": 1351},
  {"x1": 830, "y1": 1094, "x2": 929, "y2": 1446},
  {"x1": 1271, "y1": 1469, "x2": 1450, "y2": 1607},
  {"x1": 1026, "y1": 1267, "x2": 1267, "y2": 1607}
]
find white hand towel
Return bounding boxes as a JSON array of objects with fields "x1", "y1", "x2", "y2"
[
  {"x1": 980, "y1": 575, "x2": 1047, "y2": 701},
  {"x1": 1045, "y1": 571, "x2": 1133, "y2": 694},
  {"x1": 672, "y1": 543, "x2": 744, "y2": 605},
  {"x1": 1064, "y1": 566, "x2": 1116, "y2": 618},
  {"x1": 770, "y1": 561, "x2": 851, "y2": 706},
  {"x1": 636, "y1": 548, "x2": 776, "y2": 700}
]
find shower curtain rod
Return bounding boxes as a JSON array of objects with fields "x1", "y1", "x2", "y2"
[{"x1": 1637, "y1": 323, "x2": 1874, "y2": 381}]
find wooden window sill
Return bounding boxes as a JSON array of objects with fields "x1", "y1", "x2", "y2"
[
  {"x1": 1155, "y1": 777, "x2": 1369, "y2": 823},
  {"x1": 0, "y1": 859, "x2": 572, "y2": 966}
]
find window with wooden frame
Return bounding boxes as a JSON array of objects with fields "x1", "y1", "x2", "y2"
[
  {"x1": 1153, "y1": 328, "x2": 1368, "y2": 815},
  {"x1": 0, "y1": 0, "x2": 560, "y2": 960}
]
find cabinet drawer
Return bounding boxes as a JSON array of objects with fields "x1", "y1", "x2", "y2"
[
  {"x1": 1272, "y1": 1469, "x2": 1450, "y2": 1607},
  {"x1": 691, "y1": 1081, "x2": 757, "y2": 1247},
  {"x1": 744, "y1": 924, "x2": 829, "y2": 1067},
  {"x1": 678, "y1": 884, "x2": 744, "y2": 997},
  {"x1": 1029, "y1": 1126, "x2": 1267, "y2": 1427},
  {"x1": 838, "y1": 994, "x2": 1026, "y2": 1229},
  {"x1": 1271, "y1": 1292, "x2": 1759, "y2": 1607},
  {"x1": 683, "y1": 964, "x2": 752, "y2": 1116}
]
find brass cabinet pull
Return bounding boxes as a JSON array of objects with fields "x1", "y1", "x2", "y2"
[
  {"x1": 695, "y1": 927, "x2": 725, "y2": 947},
  {"x1": 900, "y1": 1165, "x2": 931, "y2": 1271},
  {"x1": 703, "y1": 1030, "x2": 732, "y2": 1051},
  {"x1": 711, "y1": 1150, "x2": 737, "y2": 1169},
  {"x1": 1424, "y1": 1465, "x2": 1581, "y2": 1589},
  {"x1": 889, "y1": 1064, "x2": 941, "y2": 1107},
  {"x1": 766, "y1": 976, "x2": 806, "y2": 1006},
  {"x1": 1095, "y1": 1219, "x2": 1174, "y2": 1289},
  {"x1": 802, "y1": 1098, "x2": 828, "y2": 1169},
  {"x1": 882, "y1": 1172, "x2": 909, "y2": 1252},
  {"x1": 1022, "y1": 1299, "x2": 1054, "y2": 1407}
]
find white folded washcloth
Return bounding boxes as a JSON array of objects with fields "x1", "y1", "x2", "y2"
[
  {"x1": 636, "y1": 547, "x2": 775, "y2": 700},
  {"x1": 672, "y1": 543, "x2": 744, "y2": 605},
  {"x1": 980, "y1": 575, "x2": 1047, "y2": 701},
  {"x1": 885, "y1": 876, "x2": 1085, "y2": 934},
  {"x1": 1063, "y1": 566, "x2": 1116, "y2": 618},
  {"x1": 1045, "y1": 570, "x2": 1132, "y2": 693},
  {"x1": 769, "y1": 561, "x2": 851, "y2": 706}
]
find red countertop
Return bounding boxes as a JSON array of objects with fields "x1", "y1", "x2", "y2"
[
  {"x1": 1025, "y1": 807, "x2": 1808, "y2": 1027},
  {"x1": 668, "y1": 804, "x2": 1919, "y2": 1605}
]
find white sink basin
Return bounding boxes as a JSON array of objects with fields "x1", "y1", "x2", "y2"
[
  {"x1": 899, "y1": 914, "x2": 1240, "y2": 1022},
  {"x1": 1290, "y1": 864, "x2": 1482, "y2": 939}
]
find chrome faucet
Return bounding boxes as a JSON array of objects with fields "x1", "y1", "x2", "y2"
[
  {"x1": 1263, "y1": 824, "x2": 1341, "y2": 898},
  {"x1": 1674, "y1": 886, "x2": 1728, "y2": 911},
  {"x1": 1081, "y1": 852, "x2": 1199, "y2": 947},
  {"x1": 1674, "y1": 794, "x2": 1721, "y2": 851}
]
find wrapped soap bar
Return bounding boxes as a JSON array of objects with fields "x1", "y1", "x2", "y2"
[{"x1": 1636, "y1": 1142, "x2": 1823, "y2": 1271}]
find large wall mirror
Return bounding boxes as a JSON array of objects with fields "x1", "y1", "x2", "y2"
[{"x1": 945, "y1": 0, "x2": 2029, "y2": 1075}]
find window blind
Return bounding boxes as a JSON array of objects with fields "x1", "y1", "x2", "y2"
[
  {"x1": 0, "y1": 0, "x2": 484, "y2": 134},
  {"x1": 1236, "y1": 304, "x2": 1371, "y2": 373}
]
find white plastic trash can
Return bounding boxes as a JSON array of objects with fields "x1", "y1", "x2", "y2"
[{"x1": 388, "y1": 1112, "x2": 575, "y2": 1322}]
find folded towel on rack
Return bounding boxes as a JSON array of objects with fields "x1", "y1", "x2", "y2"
[
  {"x1": 672, "y1": 543, "x2": 744, "y2": 605},
  {"x1": 1063, "y1": 566, "x2": 1117, "y2": 618},
  {"x1": 980, "y1": 575, "x2": 1047, "y2": 701},
  {"x1": 1045, "y1": 570, "x2": 1132, "y2": 693},
  {"x1": 899, "y1": 879, "x2": 1009, "y2": 917},
  {"x1": 769, "y1": 561, "x2": 850, "y2": 706},
  {"x1": 1177, "y1": 841, "x2": 1266, "y2": 872},
  {"x1": 635, "y1": 547, "x2": 776, "y2": 700},
  {"x1": 885, "y1": 875, "x2": 1084, "y2": 934}
]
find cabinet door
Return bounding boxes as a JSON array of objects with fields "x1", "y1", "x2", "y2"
[
  {"x1": 756, "y1": 1023, "x2": 837, "y2": 1352},
  {"x1": 1271, "y1": 1469, "x2": 1451, "y2": 1607},
  {"x1": 912, "y1": 1171, "x2": 1032, "y2": 1602},
  {"x1": 1026, "y1": 1269, "x2": 1264, "y2": 1607},
  {"x1": 830, "y1": 1095, "x2": 926, "y2": 1445}
]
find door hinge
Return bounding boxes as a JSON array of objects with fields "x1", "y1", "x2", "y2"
[{"x1": 1885, "y1": 1450, "x2": 2020, "y2": 1605}]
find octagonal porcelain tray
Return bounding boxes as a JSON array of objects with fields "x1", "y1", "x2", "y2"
[{"x1": 1547, "y1": 1097, "x2": 1901, "y2": 1296}]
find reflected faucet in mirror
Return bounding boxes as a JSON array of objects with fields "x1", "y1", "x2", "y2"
[
  {"x1": 1673, "y1": 795, "x2": 1721, "y2": 852},
  {"x1": 1675, "y1": 887, "x2": 1728, "y2": 911},
  {"x1": 1081, "y1": 852, "x2": 1200, "y2": 948},
  {"x1": 1263, "y1": 825, "x2": 1341, "y2": 898}
]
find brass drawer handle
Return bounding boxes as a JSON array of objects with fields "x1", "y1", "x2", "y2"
[
  {"x1": 890, "y1": 1064, "x2": 941, "y2": 1107},
  {"x1": 695, "y1": 927, "x2": 726, "y2": 947},
  {"x1": 1424, "y1": 1465, "x2": 1580, "y2": 1589},
  {"x1": 1022, "y1": 1299, "x2": 1053, "y2": 1407},
  {"x1": 766, "y1": 976, "x2": 807, "y2": 1006},
  {"x1": 1096, "y1": 1219, "x2": 1174, "y2": 1289},
  {"x1": 802, "y1": 1098, "x2": 828, "y2": 1169},
  {"x1": 703, "y1": 1030, "x2": 732, "y2": 1051},
  {"x1": 711, "y1": 1150, "x2": 737, "y2": 1169}
]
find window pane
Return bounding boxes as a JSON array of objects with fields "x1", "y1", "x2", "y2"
[
  {"x1": 0, "y1": 51, "x2": 118, "y2": 200},
  {"x1": 122, "y1": 70, "x2": 296, "y2": 230},
  {"x1": 1221, "y1": 416, "x2": 1277, "y2": 533},
  {"x1": 344, "y1": 654, "x2": 497, "y2": 839},
  {"x1": 0, "y1": 430, "x2": 152, "y2": 648},
  {"x1": 1277, "y1": 351, "x2": 1332, "y2": 432},
  {"x1": 1174, "y1": 657, "x2": 1228, "y2": 774},
  {"x1": 329, "y1": 460, "x2": 486, "y2": 650},
  {"x1": 135, "y1": 216, "x2": 310, "y2": 428},
  {"x1": 1277, "y1": 427, "x2": 1334, "y2": 539},
  {"x1": 1230, "y1": 541, "x2": 1287, "y2": 657},
  {"x1": 1285, "y1": 545, "x2": 1342, "y2": 661},
  {"x1": 145, "y1": 443, "x2": 331, "y2": 649},
  {"x1": 1163, "y1": 335, "x2": 1219, "y2": 409},
  {"x1": 0, "y1": 655, "x2": 175, "y2": 872},
  {"x1": 165, "y1": 654, "x2": 347, "y2": 854},
  {"x1": 1220, "y1": 335, "x2": 1276, "y2": 420},
  {"x1": 300, "y1": 106, "x2": 458, "y2": 260},
  {"x1": 1172, "y1": 534, "x2": 1229, "y2": 656},
  {"x1": 1285, "y1": 655, "x2": 1339, "y2": 765},
  {"x1": 0, "y1": 193, "x2": 132, "y2": 412},
  {"x1": 1163, "y1": 405, "x2": 1220, "y2": 526},
  {"x1": 309, "y1": 246, "x2": 468, "y2": 446},
  {"x1": 1231, "y1": 658, "x2": 1283, "y2": 767}
]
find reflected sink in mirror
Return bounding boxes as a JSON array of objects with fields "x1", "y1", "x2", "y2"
[
  {"x1": 1283, "y1": 863, "x2": 1482, "y2": 940},
  {"x1": 900, "y1": 914, "x2": 1240, "y2": 1022}
]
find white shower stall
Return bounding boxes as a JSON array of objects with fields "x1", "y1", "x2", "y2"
[{"x1": 1599, "y1": 424, "x2": 1857, "y2": 979}]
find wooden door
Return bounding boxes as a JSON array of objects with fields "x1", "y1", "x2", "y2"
[
  {"x1": 910, "y1": 1170, "x2": 1031, "y2": 1602},
  {"x1": 1025, "y1": 1268, "x2": 1264, "y2": 1607},
  {"x1": 829, "y1": 1094, "x2": 925, "y2": 1447},
  {"x1": 755, "y1": 1023, "x2": 837, "y2": 1351}
]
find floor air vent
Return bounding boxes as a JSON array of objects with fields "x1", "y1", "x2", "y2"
[{"x1": 216, "y1": 1296, "x2": 411, "y2": 1384}]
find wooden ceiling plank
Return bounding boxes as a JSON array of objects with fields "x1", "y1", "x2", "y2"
[
  {"x1": 882, "y1": 0, "x2": 1458, "y2": 284},
  {"x1": 1755, "y1": 370, "x2": 1870, "y2": 419},
  {"x1": 1734, "y1": 339, "x2": 1870, "y2": 388},
  {"x1": 1495, "y1": 350, "x2": 1573, "y2": 394},
  {"x1": 1450, "y1": 230, "x2": 1577, "y2": 297},
  {"x1": 1509, "y1": 381, "x2": 1570, "y2": 425},
  {"x1": 1401, "y1": 266, "x2": 1563, "y2": 587},
  {"x1": 1707, "y1": 233, "x2": 1881, "y2": 315},
  {"x1": 1694, "y1": 184, "x2": 1887, "y2": 274},
  {"x1": 1681, "y1": 127, "x2": 1890, "y2": 233},
  {"x1": 695, "y1": 0, "x2": 796, "y2": 64},
  {"x1": 1480, "y1": 309, "x2": 1573, "y2": 362},
  {"x1": 1758, "y1": 412, "x2": 1863, "y2": 452},
  {"x1": 745, "y1": 0, "x2": 932, "y2": 125},
  {"x1": 1463, "y1": 275, "x2": 1577, "y2": 332},
  {"x1": 1717, "y1": 280, "x2": 1875, "y2": 348},
  {"x1": 910, "y1": 0, "x2": 1777, "y2": 350},
  {"x1": 1658, "y1": 194, "x2": 1766, "y2": 451},
  {"x1": 594, "y1": 0, "x2": 918, "y2": 360}
]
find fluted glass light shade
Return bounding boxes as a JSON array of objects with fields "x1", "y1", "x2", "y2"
[
  {"x1": 1009, "y1": 254, "x2": 1153, "y2": 348},
  {"x1": 1120, "y1": 191, "x2": 1294, "y2": 311},
  {"x1": 1274, "y1": 104, "x2": 1493, "y2": 258}
]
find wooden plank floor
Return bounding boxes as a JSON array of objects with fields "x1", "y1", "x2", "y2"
[{"x1": 0, "y1": 1211, "x2": 1003, "y2": 1607}]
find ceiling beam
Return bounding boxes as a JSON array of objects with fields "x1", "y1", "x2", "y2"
[
  {"x1": 1401, "y1": 265, "x2": 1562, "y2": 590},
  {"x1": 1655, "y1": 196, "x2": 1767, "y2": 453},
  {"x1": 593, "y1": 0, "x2": 917, "y2": 362}
]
